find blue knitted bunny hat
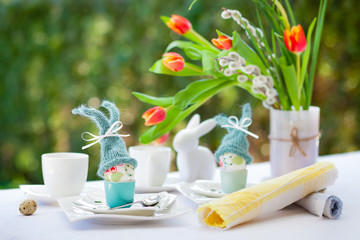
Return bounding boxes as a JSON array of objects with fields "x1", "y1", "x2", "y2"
[
  {"x1": 214, "y1": 103, "x2": 253, "y2": 165},
  {"x1": 72, "y1": 100, "x2": 137, "y2": 179}
]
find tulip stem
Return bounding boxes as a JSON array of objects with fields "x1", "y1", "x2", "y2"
[
  {"x1": 296, "y1": 53, "x2": 301, "y2": 97},
  {"x1": 185, "y1": 29, "x2": 220, "y2": 53},
  {"x1": 185, "y1": 63, "x2": 203, "y2": 73},
  {"x1": 274, "y1": 0, "x2": 290, "y2": 29}
]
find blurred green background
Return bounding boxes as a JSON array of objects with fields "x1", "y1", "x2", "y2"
[{"x1": 0, "y1": 0, "x2": 359, "y2": 189}]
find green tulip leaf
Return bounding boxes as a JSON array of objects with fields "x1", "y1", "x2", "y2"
[
  {"x1": 232, "y1": 31, "x2": 267, "y2": 74},
  {"x1": 300, "y1": 17, "x2": 316, "y2": 98},
  {"x1": 184, "y1": 47, "x2": 203, "y2": 60},
  {"x1": 132, "y1": 92, "x2": 173, "y2": 107},
  {"x1": 279, "y1": 56, "x2": 300, "y2": 110},
  {"x1": 192, "y1": 80, "x2": 238, "y2": 103},
  {"x1": 174, "y1": 78, "x2": 231, "y2": 110},
  {"x1": 165, "y1": 40, "x2": 207, "y2": 53},
  {"x1": 201, "y1": 50, "x2": 218, "y2": 75}
]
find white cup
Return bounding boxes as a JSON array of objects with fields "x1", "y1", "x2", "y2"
[
  {"x1": 42, "y1": 152, "x2": 89, "y2": 197},
  {"x1": 129, "y1": 146, "x2": 171, "y2": 187}
]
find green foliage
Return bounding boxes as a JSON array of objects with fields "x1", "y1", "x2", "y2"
[
  {"x1": 306, "y1": 0, "x2": 328, "y2": 108},
  {"x1": 279, "y1": 56, "x2": 299, "y2": 109},
  {"x1": 0, "y1": 0, "x2": 359, "y2": 189},
  {"x1": 132, "y1": 92, "x2": 173, "y2": 107},
  {"x1": 149, "y1": 59, "x2": 204, "y2": 76},
  {"x1": 232, "y1": 31, "x2": 267, "y2": 73},
  {"x1": 136, "y1": 0, "x2": 328, "y2": 141}
]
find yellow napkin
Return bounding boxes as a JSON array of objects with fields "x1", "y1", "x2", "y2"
[{"x1": 197, "y1": 161, "x2": 338, "y2": 229}]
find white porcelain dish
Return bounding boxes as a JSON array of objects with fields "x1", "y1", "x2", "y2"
[
  {"x1": 177, "y1": 180, "x2": 256, "y2": 205},
  {"x1": 19, "y1": 183, "x2": 103, "y2": 204},
  {"x1": 176, "y1": 182, "x2": 218, "y2": 205},
  {"x1": 20, "y1": 184, "x2": 58, "y2": 204},
  {"x1": 58, "y1": 193, "x2": 191, "y2": 224},
  {"x1": 71, "y1": 192, "x2": 177, "y2": 216},
  {"x1": 189, "y1": 180, "x2": 227, "y2": 198}
]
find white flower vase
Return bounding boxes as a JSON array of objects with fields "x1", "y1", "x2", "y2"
[{"x1": 269, "y1": 106, "x2": 320, "y2": 177}]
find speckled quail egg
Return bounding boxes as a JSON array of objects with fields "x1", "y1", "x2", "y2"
[{"x1": 19, "y1": 199, "x2": 38, "y2": 215}]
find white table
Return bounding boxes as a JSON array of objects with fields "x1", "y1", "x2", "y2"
[{"x1": 1, "y1": 151, "x2": 359, "y2": 240}]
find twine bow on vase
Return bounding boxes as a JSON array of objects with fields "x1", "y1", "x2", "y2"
[{"x1": 269, "y1": 127, "x2": 321, "y2": 157}]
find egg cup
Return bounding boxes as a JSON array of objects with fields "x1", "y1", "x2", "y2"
[
  {"x1": 104, "y1": 180, "x2": 135, "y2": 208},
  {"x1": 220, "y1": 168, "x2": 248, "y2": 194}
]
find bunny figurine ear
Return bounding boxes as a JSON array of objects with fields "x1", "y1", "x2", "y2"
[
  {"x1": 187, "y1": 114, "x2": 201, "y2": 129},
  {"x1": 195, "y1": 118, "x2": 217, "y2": 137}
]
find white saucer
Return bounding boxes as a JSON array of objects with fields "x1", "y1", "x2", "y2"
[
  {"x1": 58, "y1": 191, "x2": 191, "y2": 224},
  {"x1": 176, "y1": 180, "x2": 254, "y2": 205},
  {"x1": 176, "y1": 182, "x2": 220, "y2": 205},
  {"x1": 19, "y1": 183, "x2": 103, "y2": 204},
  {"x1": 189, "y1": 180, "x2": 227, "y2": 198},
  {"x1": 71, "y1": 192, "x2": 177, "y2": 216}
]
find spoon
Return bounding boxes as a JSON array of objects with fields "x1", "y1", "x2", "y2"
[
  {"x1": 110, "y1": 194, "x2": 160, "y2": 210},
  {"x1": 72, "y1": 194, "x2": 161, "y2": 212}
]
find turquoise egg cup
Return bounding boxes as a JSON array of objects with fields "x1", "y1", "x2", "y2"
[
  {"x1": 104, "y1": 180, "x2": 135, "y2": 208},
  {"x1": 220, "y1": 168, "x2": 248, "y2": 194}
]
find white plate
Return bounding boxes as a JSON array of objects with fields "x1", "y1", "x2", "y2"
[
  {"x1": 189, "y1": 180, "x2": 227, "y2": 198},
  {"x1": 176, "y1": 182, "x2": 221, "y2": 205},
  {"x1": 71, "y1": 192, "x2": 177, "y2": 216},
  {"x1": 176, "y1": 180, "x2": 255, "y2": 205},
  {"x1": 20, "y1": 185, "x2": 57, "y2": 204},
  {"x1": 58, "y1": 192, "x2": 191, "y2": 224},
  {"x1": 135, "y1": 172, "x2": 183, "y2": 193}
]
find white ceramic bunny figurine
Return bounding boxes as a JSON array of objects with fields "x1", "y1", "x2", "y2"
[{"x1": 173, "y1": 114, "x2": 217, "y2": 182}]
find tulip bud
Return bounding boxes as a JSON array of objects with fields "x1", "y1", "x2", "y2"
[
  {"x1": 166, "y1": 15, "x2": 192, "y2": 35},
  {"x1": 162, "y1": 52, "x2": 185, "y2": 72},
  {"x1": 142, "y1": 106, "x2": 166, "y2": 126},
  {"x1": 211, "y1": 35, "x2": 232, "y2": 50},
  {"x1": 153, "y1": 132, "x2": 170, "y2": 144},
  {"x1": 283, "y1": 25, "x2": 307, "y2": 53}
]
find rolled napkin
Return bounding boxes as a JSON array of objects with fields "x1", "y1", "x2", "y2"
[
  {"x1": 296, "y1": 192, "x2": 343, "y2": 219},
  {"x1": 197, "y1": 161, "x2": 338, "y2": 229}
]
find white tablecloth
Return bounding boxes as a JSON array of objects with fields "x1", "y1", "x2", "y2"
[{"x1": 1, "y1": 151, "x2": 359, "y2": 240}]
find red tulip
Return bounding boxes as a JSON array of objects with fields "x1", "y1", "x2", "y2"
[
  {"x1": 211, "y1": 35, "x2": 232, "y2": 50},
  {"x1": 142, "y1": 106, "x2": 166, "y2": 126},
  {"x1": 154, "y1": 132, "x2": 170, "y2": 144},
  {"x1": 162, "y1": 52, "x2": 185, "y2": 72},
  {"x1": 283, "y1": 25, "x2": 307, "y2": 53},
  {"x1": 166, "y1": 15, "x2": 192, "y2": 35}
]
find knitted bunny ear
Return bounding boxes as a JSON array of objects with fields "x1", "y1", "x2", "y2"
[
  {"x1": 72, "y1": 105, "x2": 110, "y2": 135},
  {"x1": 214, "y1": 114, "x2": 229, "y2": 131},
  {"x1": 101, "y1": 100, "x2": 120, "y2": 125},
  {"x1": 240, "y1": 103, "x2": 252, "y2": 123}
]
